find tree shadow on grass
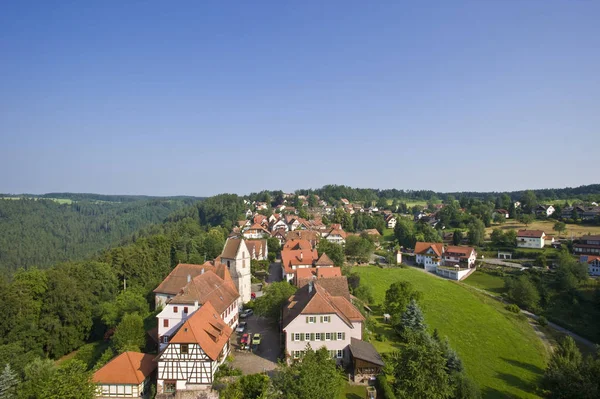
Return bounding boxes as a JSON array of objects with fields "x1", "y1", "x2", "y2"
[
  {"x1": 481, "y1": 387, "x2": 520, "y2": 399},
  {"x1": 501, "y1": 357, "x2": 544, "y2": 375},
  {"x1": 496, "y1": 372, "x2": 540, "y2": 397},
  {"x1": 345, "y1": 394, "x2": 362, "y2": 399}
]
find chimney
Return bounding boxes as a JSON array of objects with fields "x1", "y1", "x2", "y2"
[
  {"x1": 187, "y1": 274, "x2": 191, "y2": 283},
  {"x1": 194, "y1": 300, "x2": 199, "y2": 310}
]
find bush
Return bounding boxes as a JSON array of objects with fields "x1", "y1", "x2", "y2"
[
  {"x1": 537, "y1": 316, "x2": 548, "y2": 327},
  {"x1": 376, "y1": 374, "x2": 396, "y2": 399},
  {"x1": 505, "y1": 304, "x2": 520, "y2": 313},
  {"x1": 376, "y1": 333, "x2": 387, "y2": 342}
]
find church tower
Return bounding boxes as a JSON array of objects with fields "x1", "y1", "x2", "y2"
[{"x1": 220, "y1": 238, "x2": 251, "y2": 304}]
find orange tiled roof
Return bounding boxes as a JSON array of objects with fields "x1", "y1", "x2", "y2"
[
  {"x1": 414, "y1": 242, "x2": 444, "y2": 257},
  {"x1": 93, "y1": 351, "x2": 156, "y2": 385},
  {"x1": 283, "y1": 239, "x2": 313, "y2": 251},
  {"x1": 317, "y1": 266, "x2": 341, "y2": 278},
  {"x1": 444, "y1": 246, "x2": 475, "y2": 258},
  {"x1": 281, "y1": 249, "x2": 319, "y2": 274},
  {"x1": 169, "y1": 301, "x2": 232, "y2": 361}
]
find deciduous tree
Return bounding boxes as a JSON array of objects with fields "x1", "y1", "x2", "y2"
[
  {"x1": 111, "y1": 313, "x2": 145, "y2": 353},
  {"x1": 254, "y1": 281, "x2": 297, "y2": 322}
]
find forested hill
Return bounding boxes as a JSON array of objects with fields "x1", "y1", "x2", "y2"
[
  {"x1": 0, "y1": 197, "x2": 198, "y2": 273},
  {"x1": 289, "y1": 183, "x2": 600, "y2": 204}
]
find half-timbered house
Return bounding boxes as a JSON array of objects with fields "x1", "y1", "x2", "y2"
[
  {"x1": 157, "y1": 266, "x2": 239, "y2": 350},
  {"x1": 93, "y1": 351, "x2": 156, "y2": 398},
  {"x1": 156, "y1": 301, "x2": 233, "y2": 394}
]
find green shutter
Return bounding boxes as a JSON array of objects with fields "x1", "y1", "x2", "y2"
[
  {"x1": 342, "y1": 332, "x2": 345, "y2": 340},
  {"x1": 310, "y1": 333, "x2": 314, "y2": 341},
  {"x1": 321, "y1": 332, "x2": 325, "y2": 341},
  {"x1": 305, "y1": 316, "x2": 308, "y2": 323},
  {"x1": 333, "y1": 332, "x2": 337, "y2": 341},
  {"x1": 291, "y1": 333, "x2": 294, "y2": 342},
  {"x1": 300, "y1": 333, "x2": 304, "y2": 341},
  {"x1": 320, "y1": 316, "x2": 323, "y2": 323}
]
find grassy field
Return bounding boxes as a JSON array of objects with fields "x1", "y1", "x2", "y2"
[
  {"x1": 339, "y1": 383, "x2": 367, "y2": 399},
  {"x1": 353, "y1": 266, "x2": 547, "y2": 398},
  {"x1": 462, "y1": 271, "x2": 509, "y2": 295},
  {"x1": 486, "y1": 219, "x2": 600, "y2": 239},
  {"x1": 382, "y1": 227, "x2": 395, "y2": 242}
]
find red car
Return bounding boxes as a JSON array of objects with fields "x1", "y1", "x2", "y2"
[
  {"x1": 251, "y1": 292, "x2": 256, "y2": 300},
  {"x1": 241, "y1": 333, "x2": 249, "y2": 347}
]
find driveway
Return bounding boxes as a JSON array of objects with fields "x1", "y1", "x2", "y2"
[
  {"x1": 230, "y1": 315, "x2": 281, "y2": 375},
  {"x1": 267, "y1": 261, "x2": 282, "y2": 283}
]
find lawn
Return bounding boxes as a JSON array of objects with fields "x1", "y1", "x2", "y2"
[
  {"x1": 339, "y1": 383, "x2": 367, "y2": 399},
  {"x1": 353, "y1": 266, "x2": 548, "y2": 399},
  {"x1": 462, "y1": 270, "x2": 508, "y2": 295},
  {"x1": 485, "y1": 220, "x2": 600, "y2": 239},
  {"x1": 382, "y1": 227, "x2": 395, "y2": 242}
]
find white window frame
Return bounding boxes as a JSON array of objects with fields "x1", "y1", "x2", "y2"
[
  {"x1": 293, "y1": 351, "x2": 300, "y2": 359},
  {"x1": 337, "y1": 350, "x2": 343, "y2": 358},
  {"x1": 323, "y1": 316, "x2": 331, "y2": 323},
  {"x1": 294, "y1": 333, "x2": 300, "y2": 342},
  {"x1": 315, "y1": 333, "x2": 321, "y2": 341},
  {"x1": 337, "y1": 332, "x2": 343, "y2": 340},
  {"x1": 308, "y1": 316, "x2": 316, "y2": 324},
  {"x1": 325, "y1": 333, "x2": 331, "y2": 341}
]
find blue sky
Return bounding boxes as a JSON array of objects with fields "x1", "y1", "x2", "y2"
[{"x1": 1, "y1": 1, "x2": 598, "y2": 196}]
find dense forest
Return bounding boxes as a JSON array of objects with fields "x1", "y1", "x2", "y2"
[
  {"x1": 291, "y1": 183, "x2": 600, "y2": 204},
  {"x1": 0, "y1": 194, "x2": 246, "y2": 376},
  {"x1": 0, "y1": 197, "x2": 198, "y2": 273}
]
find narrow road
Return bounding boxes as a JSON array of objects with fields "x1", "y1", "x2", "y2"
[{"x1": 267, "y1": 261, "x2": 282, "y2": 283}]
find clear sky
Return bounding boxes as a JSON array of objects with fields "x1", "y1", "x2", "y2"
[{"x1": 1, "y1": 1, "x2": 598, "y2": 196}]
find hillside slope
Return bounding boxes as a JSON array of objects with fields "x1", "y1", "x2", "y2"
[
  {"x1": 354, "y1": 266, "x2": 547, "y2": 398},
  {"x1": 0, "y1": 197, "x2": 195, "y2": 272}
]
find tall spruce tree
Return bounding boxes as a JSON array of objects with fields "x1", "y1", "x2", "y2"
[
  {"x1": 0, "y1": 363, "x2": 18, "y2": 399},
  {"x1": 400, "y1": 299, "x2": 427, "y2": 333}
]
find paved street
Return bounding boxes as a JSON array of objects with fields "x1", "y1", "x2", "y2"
[
  {"x1": 230, "y1": 315, "x2": 281, "y2": 375},
  {"x1": 267, "y1": 261, "x2": 282, "y2": 283}
]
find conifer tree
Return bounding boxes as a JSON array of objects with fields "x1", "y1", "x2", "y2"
[
  {"x1": 401, "y1": 299, "x2": 427, "y2": 333},
  {"x1": 0, "y1": 363, "x2": 18, "y2": 399}
]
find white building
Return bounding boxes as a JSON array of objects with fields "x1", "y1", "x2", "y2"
[
  {"x1": 517, "y1": 230, "x2": 546, "y2": 249},
  {"x1": 271, "y1": 219, "x2": 289, "y2": 232},
  {"x1": 156, "y1": 268, "x2": 239, "y2": 350},
  {"x1": 93, "y1": 352, "x2": 156, "y2": 399},
  {"x1": 581, "y1": 255, "x2": 600, "y2": 276},
  {"x1": 443, "y1": 246, "x2": 477, "y2": 268},
  {"x1": 242, "y1": 223, "x2": 270, "y2": 239},
  {"x1": 414, "y1": 242, "x2": 444, "y2": 272},
  {"x1": 324, "y1": 228, "x2": 347, "y2": 245},
  {"x1": 156, "y1": 302, "x2": 232, "y2": 394},
  {"x1": 220, "y1": 238, "x2": 252, "y2": 304},
  {"x1": 385, "y1": 215, "x2": 397, "y2": 229},
  {"x1": 282, "y1": 281, "x2": 364, "y2": 365},
  {"x1": 536, "y1": 205, "x2": 555, "y2": 217}
]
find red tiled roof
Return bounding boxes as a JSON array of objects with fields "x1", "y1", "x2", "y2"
[
  {"x1": 517, "y1": 230, "x2": 545, "y2": 238},
  {"x1": 414, "y1": 242, "x2": 444, "y2": 257},
  {"x1": 168, "y1": 271, "x2": 239, "y2": 314},
  {"x1": 153, "y1": 263, "x2": 215, "y2": 295},
  {"x1": 444, "y1": 246, "x2": 475, "y2": 259},
  {"x1": 93, "y1": 352, "x2": 156, "y2": 385},
  {"x1": 315, "y1": 253, "x2": 335, "y2": 266},
  {"x1": 283, "y1": 239, "x2": 313, "y2": 251},
  {"x1": 168, "y1": 301, "x2": 232, "y2": 361},
  {"x1": 317, "y1": 267, "x2": 341, "y2": 278},
  {"x1": 281, "y1": 249, "x2": 319, "y2": 274}
]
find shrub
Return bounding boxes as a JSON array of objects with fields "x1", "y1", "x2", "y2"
[
  {"x1": 537, "y1": 316, "x2": 548, "y2": 327},
  {"x1": 505, "y1": 304, "x2": 520, "y2": 313},
  {"x1": 376, "y1": 374, "x2": 396, "y2": 399},
  {"x1": 376, "y1": 333, "x2": 387, "y2": 342}
]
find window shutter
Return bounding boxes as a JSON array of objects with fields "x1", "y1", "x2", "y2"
[
  {"x1": 322, "y1": 332, "x2": 325, "y2": 341},
  {"x1": 306, "y1": 316, "x2": 309, "y2": 323},
  {"x1": 291, "y1": 333, "x2": 295, "y2": 342},
  {"x1": 320, "y1": 316, "x2": 323, "y2": 323},
  {"x1": 300, "y1": 333, "x2": 304, "y2": 341},
  {"x1": 342, "y1": 332, "x2": 345, "y2": 340},
  {"x1": 310, "y1": 333, "x2": 314, "y2": 341},
  {"x1": 332, "y1": 332, "x2": 337, "y2": 341}
]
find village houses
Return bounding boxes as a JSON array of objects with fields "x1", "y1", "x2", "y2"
[
  {"x1": 93, "y1": 352, "x2": 156, "y2": 399},
  {"x1": 517, "y1": 230, "x2": 546, "y2": 249}
]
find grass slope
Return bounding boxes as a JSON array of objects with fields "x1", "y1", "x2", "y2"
[
  {"x1": 353, "y1": 266, "x2": 547, "y2": 399},
  {"x1": 461, "y1": 271, "x2": 508, "y2": 295}
]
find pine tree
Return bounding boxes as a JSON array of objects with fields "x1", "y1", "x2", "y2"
[
  {"x1": 401, "y1": 299, "x2": 427, "y2": 333},
  {"x1": 0, "y1": 363, "x2": 18, "y2": 399}
]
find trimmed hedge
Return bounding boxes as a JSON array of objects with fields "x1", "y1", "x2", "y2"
[{"x1": 376, "y1": 374, "x2": 396, "y2": 399}]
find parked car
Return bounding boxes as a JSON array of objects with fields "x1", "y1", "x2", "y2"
[
  {"x1": 252, "y1": 333, "x2": 261, "y2": 346},
  {"x1": 240, "y1": 309, "x2": 254, "y2": 318},
  {"x1": 236, "y1": 322, "x2": 247, "y2": 334},
  {"x1": 240, "y1": 333, "x2": 249, "y2": 348}
]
